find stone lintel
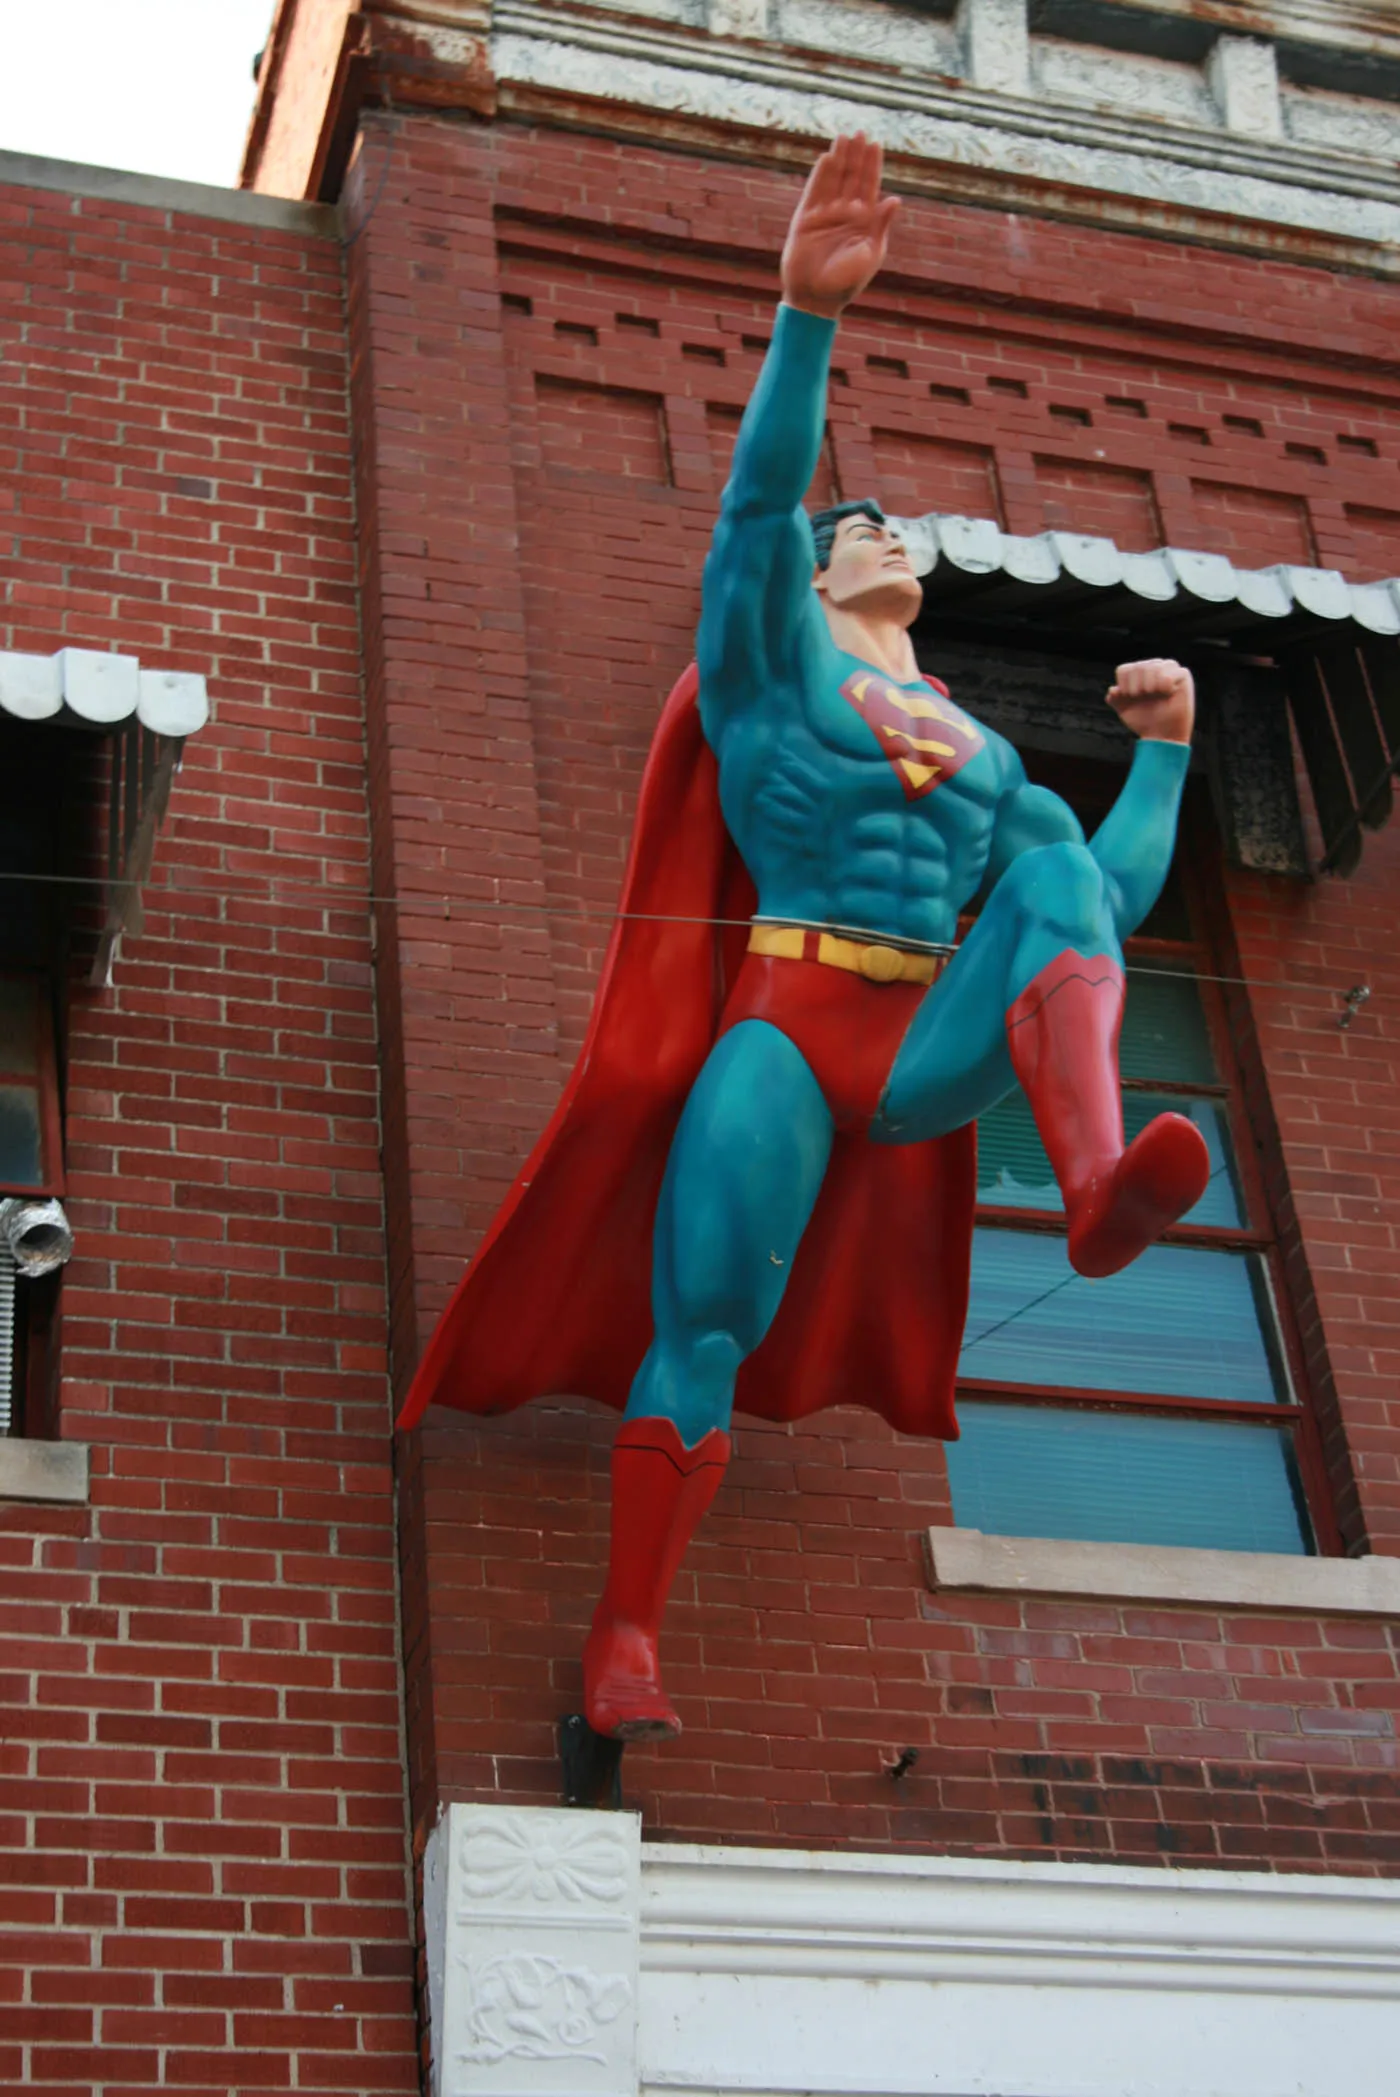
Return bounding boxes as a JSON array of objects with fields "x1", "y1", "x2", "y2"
[
  {"x1": 928, "y1": 1524, "x2": 1400, "y2": 1614},
  {"x1": 0, "y1": 1441, "x2": 90, "y2": 1505}
]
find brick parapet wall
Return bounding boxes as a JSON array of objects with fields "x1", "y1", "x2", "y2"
[
  {"x1": 0, "y1": 179, "x2": 415, "y2": 2091},
  {"x1": 364, "y1": 115, "x2": 1400, "y2": 1864}
]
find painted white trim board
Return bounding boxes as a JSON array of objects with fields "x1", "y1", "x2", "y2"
[
  {"x1": 424, "y1": 1805, "x2": 1400, "y2": 2097},
  {"x1": 639, "y1": 1843, "x2": 1400, "y2": 2097}
]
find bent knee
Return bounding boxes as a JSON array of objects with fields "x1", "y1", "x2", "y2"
[
  {"x1": 999, "y1": 840, "x2": 1107, "y2": 932},
  {"x1": 677, "y1": 1327, "x2": 746, "y2": 1388},
  {"x1": 629, "y1": 1326, "x2": 744, "y2": 1438}
]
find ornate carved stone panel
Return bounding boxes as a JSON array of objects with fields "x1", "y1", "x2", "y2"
[{"x1": 426, "y1": 1804, "x2": 642, "y2": 2097}]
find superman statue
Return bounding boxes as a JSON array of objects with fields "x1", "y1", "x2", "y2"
[{"x1": 398, "y1": 135, "x2": 1210, "y2": 1741}]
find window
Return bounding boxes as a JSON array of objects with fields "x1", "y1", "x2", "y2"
[
  {"x1": 0, "y1": 972, "x2": 63, "y2": 1200},
  {"x1": 0, "y1": 974, "x2": 65, "y2": 1439},
  {"x1": 946, "y1": 780, "x2": 1324, "y2": 1556}
]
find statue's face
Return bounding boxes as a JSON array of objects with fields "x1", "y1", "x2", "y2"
[{"x1": 814, "y1": 514, "x2": 921, "y2": 625}]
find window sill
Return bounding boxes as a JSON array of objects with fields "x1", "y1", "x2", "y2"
[
  {"x1": 927, "y1": 1526, "x2": 1400, "y2": 1616},
  {"x1": 0, "y1": 1440, "x2": 88, "y2": 1504}
]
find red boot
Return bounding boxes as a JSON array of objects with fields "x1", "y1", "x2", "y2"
[
  {"x1": 1006, "y1": 951, "x2": 1210, "y2": 1279},
  {"x1": 583, "y1": 1417, "x2": 731, "y2": 1741}
]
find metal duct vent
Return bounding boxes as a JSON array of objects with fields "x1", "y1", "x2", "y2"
[
  {"x1": 0, "y1": 1203, "x2": 72, "y2": 1439},
  {"x1": 0, "y1": 1198, "x2": 74, "y2": 1278}
]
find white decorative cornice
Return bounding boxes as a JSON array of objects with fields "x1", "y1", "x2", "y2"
[
  {"x1": 1208, "y1": 33, "x2": 1285, "y2": 137},
  {"x1": 245, "y1": 0, "x2": 1400, "y2": 265},
  {"x1": 640, "y1": 1843, "x2": 1400, "y2": 2093},
  {"x1": 486, "y1": 0, "x2": 1400, "y2": 265},
  {"x1": 959, "y1": 0, "x2": 1030, "y2": 99},
  {"x1": 425, "y1": 1806, "x2": 1400, "y2": 2097}
]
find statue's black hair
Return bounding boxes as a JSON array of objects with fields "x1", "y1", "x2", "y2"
[{"x1": 810, "y1": 498, "x2": 886, "y2": 570}]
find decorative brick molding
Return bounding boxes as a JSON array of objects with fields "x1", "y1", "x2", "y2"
[{"x1": 243, "y1": 0, "x2": 1400, "y2": 270}]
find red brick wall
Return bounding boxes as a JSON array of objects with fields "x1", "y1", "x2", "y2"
[
  {"x1": 0, "y1": 178, "x2": 415, "y2": 2091},
  {"x1": 1225, "y1": 825, "x2": 1400, "y2": 1560},
  {"x1": 355, "y1": 117, "x2": 1400, "y2": 1865}
]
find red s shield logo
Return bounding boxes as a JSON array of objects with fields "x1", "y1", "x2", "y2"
[{"x1": 840, "y1": 673, "x2": 985, "y2": 801}]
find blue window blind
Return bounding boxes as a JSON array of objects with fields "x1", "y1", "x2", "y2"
[
  {"x1": 962, "y1": 1232, "x2": 1284, "y2": 1404},
  {"x1": 0, "y1": 976, "x2": 49, "y2": 1193},
  {"x1": 0, "y1": 1091, "x2": 42, "y2": 1189},
  {"x1": 978, "y1": 1092, "x2": 1244, "y2": 1227},
  {"x1": 945, "y1": 1405, "x2": 1310, "y2": 1554},
  {"x1": 1117, "y1": 966, "x2": 1217, "y2": 1084},
  {"x1": 955, "y1": 954, "x2": 1313, "y2": 1554}
]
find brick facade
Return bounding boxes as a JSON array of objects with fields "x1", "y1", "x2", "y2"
[
  {"x1": 0, "y1": 177, "x2": 416, "y2": 2091},
  {"x1": 6, "y1": 96, "x2": 1400, "y2": 2094},
  {"x1": 343, "y1": 115, "x2": 1400, "y2": 1863}
]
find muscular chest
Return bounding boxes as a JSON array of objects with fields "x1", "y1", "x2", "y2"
[
  {"x1": 783, "y1": 659, "x2": 1000, "y2": 832},
  {"x1": 711, "y1": 657, "x2": 1006, "y2": 886},
  {"x1": 823, "y1": 665, "x2": 988, "y2": 803}
]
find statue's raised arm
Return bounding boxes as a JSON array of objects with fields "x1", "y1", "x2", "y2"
[{"x1": 698, "y1": 136, "x2": 900, "y2": 717}]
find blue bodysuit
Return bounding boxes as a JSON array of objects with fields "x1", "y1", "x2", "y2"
[{"x1": 622, "y1": 303, "x2": 1190, "y2": 1446}]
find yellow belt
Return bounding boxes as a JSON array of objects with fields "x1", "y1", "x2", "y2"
[{"x1": 747, "y1": 922, "x2": 948, "y2": 986}]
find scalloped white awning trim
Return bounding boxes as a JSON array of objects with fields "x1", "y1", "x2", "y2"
[
  {"x1": 0, "y1": 647, "x2": 210, "y2": 735},
  {"x1": 892, "y1": 514, "x2": 1400, "y2": 637}
]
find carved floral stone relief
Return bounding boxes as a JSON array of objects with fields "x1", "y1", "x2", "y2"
[
  {"x1": 435, "y1": 1806, "x2": 642, "y2": 2097},
  {"x1": 459, "y1": 1812, "x2": 633, "y2": 1917},
  {"x1": 456, "y1": 1953, "x2": 633, "y2": 2071}
]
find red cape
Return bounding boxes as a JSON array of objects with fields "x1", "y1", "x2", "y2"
[{"x1": 397, "y1": 665, "x2": 975, "y2": 1439}]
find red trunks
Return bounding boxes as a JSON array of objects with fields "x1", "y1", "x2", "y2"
[{"x1": 719, "y1": 952, "x2": 930, "y2": 1134}]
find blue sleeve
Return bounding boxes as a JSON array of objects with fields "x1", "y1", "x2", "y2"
[
  {"x1": 698, "y1": 304, "x2": 835, "y2": 719},
  {"x1": 1090, "y1": 738, "x2": 1192, "y2": 938},
  {"x1": 983, "y1": 737, "x2": 1189, "y2": 939},
  {"x1": 982, "y1": 752, "x2": 1085, "y2": 893}
]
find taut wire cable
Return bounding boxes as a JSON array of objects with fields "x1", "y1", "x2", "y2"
[{"x1": 0, "y1": 864, "x2": 1381, "y2": 1011}]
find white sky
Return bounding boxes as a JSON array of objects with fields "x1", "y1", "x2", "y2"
[{"x1": 1, "y1": 0, "x2": 278, "y2": 190}]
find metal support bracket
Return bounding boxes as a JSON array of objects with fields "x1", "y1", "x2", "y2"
[{"x1": 558, "y1": 1713, "x2": 625, "y2": 1809}]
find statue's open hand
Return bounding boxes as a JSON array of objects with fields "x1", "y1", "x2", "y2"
[
  {"x1": 1106, "y1": 658, "x2": 1194, "y2": 745},
  {"x1": 781, "y1": 133, "x2": 900, "y2": 322}
]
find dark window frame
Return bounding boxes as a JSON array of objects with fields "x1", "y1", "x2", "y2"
[
  {"x1": 954, "y1": 779, "x2": 1341, "y2": 1556},
  {"x1": 0, "y1": 969, "x2": 65, "y2": 1199},
  {"x1": 0, "y1": 972, "x2": 66, "y2": 1439}
]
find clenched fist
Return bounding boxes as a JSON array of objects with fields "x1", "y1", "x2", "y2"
[{"x1": 1106, "y1": 658, "x2": 1194, "y2": 746}]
